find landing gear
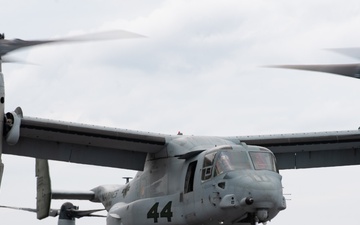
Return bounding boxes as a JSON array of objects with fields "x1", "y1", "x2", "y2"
[
  {"x1": 256, "y1": 209, "x2": 269, "y2": 222},
  {"x1": 250, "y1": 221, "x2": 267, "y2": 225},
  {"x1": 249, "y1": 209, "x2": 269, "y2": 225}
]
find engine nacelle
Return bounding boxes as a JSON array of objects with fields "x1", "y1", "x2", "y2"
[{"x1": 4, "y1": 107, "x2": 22, "y2": 145}]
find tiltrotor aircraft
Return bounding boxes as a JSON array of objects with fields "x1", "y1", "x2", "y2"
[{"x1": 0, "y1": 31, "x2": 360, "y2": 225}]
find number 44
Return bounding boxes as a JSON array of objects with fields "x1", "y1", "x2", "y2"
[{"x1": 147, "y1": 201, "x2": 173, "y2": 223}]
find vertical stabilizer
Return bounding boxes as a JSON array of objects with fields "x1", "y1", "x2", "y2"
[{"x1": 36, "y1": 159, "x2": 52, "y2": 220}]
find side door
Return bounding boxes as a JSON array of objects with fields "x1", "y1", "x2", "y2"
[{"x1": 182, "y1": 160, "x2": 198, "y2": 222}]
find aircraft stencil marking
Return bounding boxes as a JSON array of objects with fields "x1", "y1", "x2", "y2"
[
  {"x1": 147, "y1": 201, "x2": 173, "y2": 223},
  {"x1": 122, "y1": 185, "x2": 130, "y2": 197}
]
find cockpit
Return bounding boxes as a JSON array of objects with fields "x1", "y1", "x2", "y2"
[{"x1": 201, "y1": 146, "x2": 278, "y2": 181}]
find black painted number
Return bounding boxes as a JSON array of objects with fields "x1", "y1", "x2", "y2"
[
  {"x1": 160, "y1": 201, "x2": 173, "y2": 222},
  {"x1": 147, "y1": 201, "x2": 173, "y2": 223},
  {"x1": 147, "y1": 202, "x2": 160, "y2": 223}
]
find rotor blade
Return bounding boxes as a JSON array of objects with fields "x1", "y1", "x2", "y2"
[
  {"x1": 267, "y1": 64, "x2": 360, "y2": 79},
  {"x1": 0, "y1": 205, "x2": 37, "y2": 213},
  {"x1": 0, "y1": 205, "x2": 105, "y2": 218},
  {"x1": 85, "y1": 214, "x2": 107, "y2": 218},
  {"x1": 2, "y1": 56, "x2": 37, "y2": 65},
  {"x1": 68, "y1": 208, "x2": 106, "y2": 218},
  {"x1": 328, "y1": 48, "x2": 360, "y2": 60},
  {"x1": 0, "y1": 30, "x2": 145, "y2": 57},
  {"x1": 57, "y1": 30, "x2": 145, "y2": 42},
  {"x1": 0, "y1": 205, "x2": 59, "y2": 216}
]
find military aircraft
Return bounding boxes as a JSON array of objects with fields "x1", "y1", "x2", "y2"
[{"x1": 0, "y1": 32, "x2": 360, "y2": 225}]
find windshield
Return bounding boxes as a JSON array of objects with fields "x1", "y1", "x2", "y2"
[
  {"x1": 214, "y1": 151, "x2": 252, "y2": 176},
  {"x1": 202, "y1": 149, "x2": 278, "y2": 180},
  {"x1": 249, "y1": 152, "x2": 277, "y2": 172}
]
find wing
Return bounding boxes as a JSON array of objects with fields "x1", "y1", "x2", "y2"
[
  {"x1": 3, "y1": 117, "x2": 168, "y2": 171},
  {"x1": 5, "y1": 115, "x2": 360, "y2": 171},
  {"x1": 228, "y1": 130, "x2": 360, "y2": 169}
]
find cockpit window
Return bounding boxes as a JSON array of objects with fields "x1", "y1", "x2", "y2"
[
  {"x1": 202, "y1": 149, "x2": 278, "y2": 181},
  {"x1": 201, "y1": 151, "x2": 217, "y2": 180},
  {"x1": 214, "y1": 151, "x2": 252, "y2": 176},
  {"x1": 202, "y1": 150, "x2": 253, "y2": 180},
  {"x1": 249, "y1": 152, "x2": 277, "y2": 172}
]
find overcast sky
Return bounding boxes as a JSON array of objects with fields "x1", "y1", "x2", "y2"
[{"x1": 1, "y1": 0, "x2": 360, "y2": 224}]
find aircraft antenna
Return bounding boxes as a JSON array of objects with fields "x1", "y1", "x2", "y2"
[{"x1": 123, "y1": 177, "x2": 133, "y2": 184}]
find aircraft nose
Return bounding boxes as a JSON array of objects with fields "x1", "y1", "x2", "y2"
[
  {"x1": 222, "y1": 171, "x2": 286, "y2": 221},
  {"x1": 244, "y1": 175, "x2": 282, "y2": 206}
]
